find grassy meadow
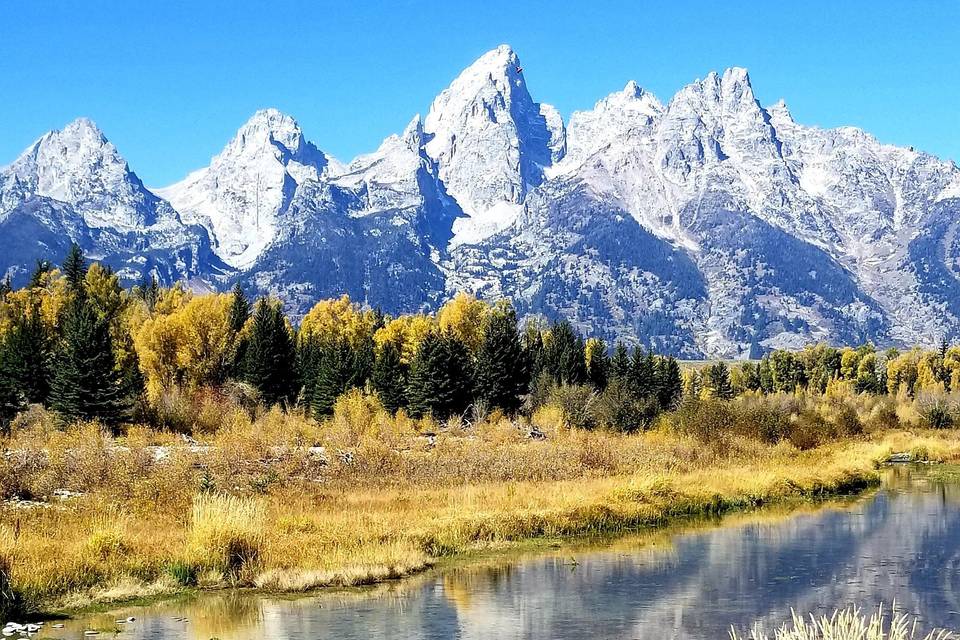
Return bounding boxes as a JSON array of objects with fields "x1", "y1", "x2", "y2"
[{"x1": 4, "y1": 386, "x2": 960, "y2": 617}]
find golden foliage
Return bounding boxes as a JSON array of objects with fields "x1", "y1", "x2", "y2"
[
  {"x1": 374, "y1": 313, "x2": 434, "y2": 362},
  {"x1": 299, "y1": 294, "x2": 376, "y2": 347},
  {"x1": 437, "y1": 292, "x2": 490, "y2": 353},
  {"x1": 134, "y1": 294, "x2": 235, "y2": 399}
]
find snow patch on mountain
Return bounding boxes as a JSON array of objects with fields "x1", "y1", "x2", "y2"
[
  {"x1": 1, "y1": 117, "x2": 172, "y2": 229},
  {"x1": 423, "y1": 44, "x2": 564, "y2": 247},
  {"x1": 156, "y1": 109, "x2": 335, "y2": 269}
]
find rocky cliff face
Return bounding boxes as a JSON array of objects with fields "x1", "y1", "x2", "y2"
[
  {"x1": 3, "y1": 46, "x2": 959, "y2": 357},
  {"x1": 0, "y1": 118, "x2": 226, "y2": 286}
]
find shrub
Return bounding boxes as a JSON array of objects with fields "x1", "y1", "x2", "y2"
[
  {"x1": 83, "y1": 517, "x2": 129, "y2": 561},
  {"x1": 591, "y1": 380, "x2": 657, "y2": 433},
  {"x1": 918, "y1": 394, "x2": 956, "y2": 429},
  {"x1": 167, "y1": 561, "x2": 198, "y2": 587},
  {"x1": 731, "y1": 604, "x2": 952, "y2": 640},
  {"x1": 547, "y1": 384, "x2": 596, "y2": 430},
  {"x1": 671, "y1": 397, "x2": 735, "y2": 444}
]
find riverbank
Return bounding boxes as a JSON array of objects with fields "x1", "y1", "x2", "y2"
[{"x1": 5, "y1": 421, "x2": 960, "y2": 618}]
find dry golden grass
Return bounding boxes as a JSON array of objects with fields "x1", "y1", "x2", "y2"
[{"x1": 2, "y1": 391, "x2": 960, "y2": 615}]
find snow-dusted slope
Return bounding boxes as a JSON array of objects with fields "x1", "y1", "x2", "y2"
[
  {"x1": 424, "y1": 45, "x2": 564, "y2": 247},
  {"x1": 505, "y1": 65, "x2": 960, "y2": 354},
  {"x1": 1, "y1": 118, "x2": 168, "y2": 229},
  {"x1": 156, "y1": 109, "x2": 335, "y2": 270},
  {"x1": 3, "y1": 47, "x2": 960, "y2": 356},
  {"x1": 0, "y1": 118, "x2": 225, "y2": 286}
]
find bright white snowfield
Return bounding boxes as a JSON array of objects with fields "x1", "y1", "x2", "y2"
[{"x1": 2, "y1": 45, "x2": 960, "y2": 358}]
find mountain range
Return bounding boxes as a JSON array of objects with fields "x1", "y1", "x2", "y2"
[{"x1": 3, "y1": 45, "x2": 959, "y2": 358}]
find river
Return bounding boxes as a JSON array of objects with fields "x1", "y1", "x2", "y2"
[{"x1": 43, "y1": 467, "x2": 960, "y2": 639}]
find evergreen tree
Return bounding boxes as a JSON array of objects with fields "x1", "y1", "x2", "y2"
[
  {"x1": 656, "y1": 356, "x2": 683, "y2": 409},
  {"x1": 544, "y1": 320, "x2": 587, "y2": 386},
  {"x1": 28, "y1": 260, "x2": 52, "y2": 288},
  {"x1": 351, "y1": 335, "x2": 375, "y2": 389},
  {"x1": 227, "y1": 283, "x2": 251, "y2": 379},
  {"x1": 407, "y1": 331, "x2": 474, "y2": 419},
  {"x1": 704, "y1": 362, "x2": 735, "y2": 400},
  {"x1": 938, "y1": 337, "x2": 952, "y2": 387},
  {"x1": 610, "y1": 342, "x2": 631, "y2": 382},
  {"x1": 61, "y1": 243, "x2": 88, "y2": 294},
  {"x1": 49, "y1": 298, "x2": 128, "y2": 424},
  {"x1": 0, "y1": 276, "x2": 11, "y2": 299},
  {"x1": 475, "y1": 307, "x2": 529, "y2": 413},
  {"x1": 629, "y1": 348, "x2": 657, "y2": 399},
  {"x1": 740, "y1": 362, "x2": 762, "y2": 392},
  {"x1": 371, "y1": 339, "x2": 407, "y2": 414},
  {"x1": 586, "y1": 340, "x2": 610, "y2": 391},
  {"x1": 228, "y1": 283, "x2": 250, "y2": 333},
  {"x1": 758, "y1": 356, "x2": 774, "y2": 394},
  {"x1": 0, "y1": 370, "x2": 22, "y2": 433},
  {"x1": 0, "y1": 303, "x2": 51, "y2": 404},
  {"x1": 523, "y1": 328, "x2": 546, "y2": 385},
  {"x1": 243, "y1": 300, "x2": 296, "y2": 406},
  {"x1": 311, "y1": 339, "x2": 355, "y2": 417}
]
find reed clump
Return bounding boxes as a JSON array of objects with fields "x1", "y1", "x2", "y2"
[
  {"x1": 187, "y1": 494, "x2": 266, "y2": 580},
  {"x1": 731, "y1": 604, "x2": 954, "y2": 640}
]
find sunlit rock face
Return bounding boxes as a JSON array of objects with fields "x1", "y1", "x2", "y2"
[{"x1": 4, "y1": 47, "x2": 960, "y2": 355}]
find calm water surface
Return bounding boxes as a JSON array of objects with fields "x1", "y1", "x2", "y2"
[{"x1": 52, "y1": 468, "x2": 960, "y2": 639}]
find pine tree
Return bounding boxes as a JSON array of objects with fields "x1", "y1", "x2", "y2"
[
  {"x1": 228, "y1": 283, "x2": 250, "y2": 334},
  {"x1": 523, "y1": 328, "x2": 546, "y2": 385},
  {"x1": 704, "y1": 362, "x2": 735, "y2": 400},
  {"x1": 295, "y1": 334, "x2": 323, "y2": 409},
  {"x1": 475, "y1": 306, "x2": 529, "y2": 413},
  {"x1": 61, "y1": 243, "x2": 88, "y2": 294},
  {"x1": 28, "y1": 260, "x2": 52, "y2": 288},
  {"x1": 758, "y1": 356, "x2": 774, "y2": 394},
  {"x1": 629, "y1": 348, "x2": 657, "y2": 400},
  {"x1": 610, "y1": 342, "x2": 631, "y2": 382},
  {"x1": 0, "y1": 303, "x2": 51, "y2": 404},
  {"x1": 243, "y1": 300, "x2": 296, "y2": 406},
  {"x1": 740, "y1": 362, "x2": 762, "y2": 392},
  {"x1": 49, "y1": 298, "x2": 128, "y2": 424},
  {"x1": 407, "y1": 331, "x2": 474, "y2": 420},
  {"x1": 371, "y1": 339, "x2": 407, "y2": 414},
  {"x1": 586, "y1": 339, "x2": 610, "y2": 391},
  {"x1": 227, "y1": 283, "x2": 251, "y2": 379},
  {"x1": 544, "y1": 320, "x2": 587, "y2": 386},
  {"x1": 656, "y1": 356, "x2": 683, "y2": 409},
  {"x1": 0, "y1": 370, "x2": 22, "y2": 433},
  {"x1": 311, "y1": 339, "x2": 354, "y2": 417}
]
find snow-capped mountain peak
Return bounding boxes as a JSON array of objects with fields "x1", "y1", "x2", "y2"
[
  {"x1": 0, "y1": 117, "x2": 165, "y2": 228},
  {"x1": 4, "y1": 52, "x2": 960, "y2": 358},
  {"x1": 423, "y1": 45, "x2": 564, "y2": 247},
  {"x1": 561, "y1": 80, "x2": 664, "y2": 172},
  {"x1": 157, "y1": 108, "x2": 334, "y2": 269}
]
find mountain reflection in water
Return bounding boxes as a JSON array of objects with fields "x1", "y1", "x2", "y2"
[{"x1": 60, "y1": 469, "x2": 960, "y2": 640}]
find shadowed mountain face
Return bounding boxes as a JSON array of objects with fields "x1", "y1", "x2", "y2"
[
  {"x1": 56, "y1": 471, "x2": 960, "y2": 639},
  {"x1": 3, "y1": 46, "x2": 960, "y2": 356}
]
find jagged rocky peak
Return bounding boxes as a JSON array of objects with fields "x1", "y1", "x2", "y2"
[
  {"x1": 0, "y1": 117, "x2": 163, "y2": 228},
  {"x1": 220, "y1": 108, "x2": 329, "y2": 174},
  {"x1": 767, "y1": 98, "x2": 794, "y2": 125},
  {"x1": 655, "y1": 67, "x2": 782, "y2": 178},
  {"x1": 563, "y1": 80, "x2": 664, "y2": 170},
  {"x1": 157, "y1": 108, "x2": 334, "y2": 270},
  {"x1": 423, "y1": 44, "x2": 563, "y2": 244}
]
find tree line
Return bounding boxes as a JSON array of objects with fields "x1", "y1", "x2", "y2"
[
  {"x1": 0, "y1": 245, "x2": 685, "y2": 430},
  {"x1": 0, "y1": 245, "x2": 956, "y2": 433}
]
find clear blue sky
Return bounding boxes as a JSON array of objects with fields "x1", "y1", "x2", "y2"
[{"x1": 1, "y1": 1, "x2": 957, "y2": 185}]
